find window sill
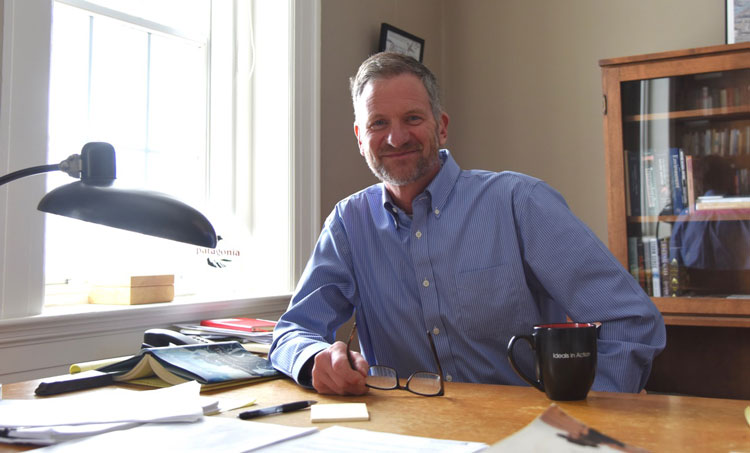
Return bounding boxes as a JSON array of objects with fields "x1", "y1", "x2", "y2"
[
  {"x1": 0, "y1": 292, "x2": 291, "y2": 346},
  {"x1": 0, "y1": 292, "x2": 291, "y2": 382}
]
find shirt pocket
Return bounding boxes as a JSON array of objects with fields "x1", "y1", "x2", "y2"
[{"x1": 454, "y1": 264, "x2": 527, "y2": 341}]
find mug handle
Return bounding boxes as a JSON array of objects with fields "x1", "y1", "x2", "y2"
[{"x1": 507, "y1": 335, "x2": 544, "y2": 392}]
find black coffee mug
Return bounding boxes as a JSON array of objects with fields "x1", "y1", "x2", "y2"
[{"x1": 507, "y1": 322, "x2": 597, "y2": 401}]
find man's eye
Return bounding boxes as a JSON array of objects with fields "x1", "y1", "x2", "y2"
[
  {"x1": 369, "y1": 120, "x2": 387, "y2": 129},
  {"x1": 406, "y1": 115, "x2": 423, "y2": 124}
]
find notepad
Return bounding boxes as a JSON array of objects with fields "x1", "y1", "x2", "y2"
[{"x1": 310, "y1": 403, "x2": 370, "y2": 422}]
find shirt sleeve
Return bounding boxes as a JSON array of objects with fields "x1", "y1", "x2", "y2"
[
  {"x1": 516, "y1": 180, "x2": 667, "y2": 392},
  {"x1": 268, "y1": 209, "x2": 358, "y2": 386}
]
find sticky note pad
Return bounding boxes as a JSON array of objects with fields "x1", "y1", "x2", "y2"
[{"x1": 310, "y1": 403, "x2": 370, "y2": 422}]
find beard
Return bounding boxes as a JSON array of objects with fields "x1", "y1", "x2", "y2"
[{"x1": 365, "y1": 136, "x2": 441, "y2": 187}]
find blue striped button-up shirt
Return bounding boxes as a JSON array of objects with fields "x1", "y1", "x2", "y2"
[{"x1": 270, "y1": 150, "x2": 666, "y2": 393}]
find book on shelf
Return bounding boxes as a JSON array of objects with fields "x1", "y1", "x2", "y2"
[
  {"x1": 629, "y1": 235, "x2": 679, "y2": 297},
  {"x1": 641, "y1": 236, "x2": 661, "y2": 297},
  {"x1": 642, "y1": 152, "x2": 660, "y2": 216},
  {"x1": 685, "y1": 155, "x2": 696, "y2": 213},
  {"x1": 659, "y1": 237, "x2": 670, "y2": 297},
  {"x1": 200, "y1": 317, "x2": 277, "y2": 333},
  {"x1": 97, "y1": 341, "x2": 280, "y2": 390},
  {"x1": 669, "y1": 148, "x2": 686, "y2": 215},
  {"x1": 639, "y1": 238, "x2": 653, "y2": 296},
  {"x1": 626, "y1": 237, "x2": 640, "y2": 284},
  {"x1": 695, "y1": 195, "x2": 750, "y2": 211},
  {"x1": 653, "y1": 148, "x2": 673, "y2": 215},
  {"x1": 626, "y1": 148, "x2": 689, "y2": 217}
]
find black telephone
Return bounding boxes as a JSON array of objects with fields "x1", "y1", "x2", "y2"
[{"x1": 141, "y1": 328, "x2": 210, "y2": 348}]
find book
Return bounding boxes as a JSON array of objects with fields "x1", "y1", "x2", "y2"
[
  {"x1": 98, "y1": 341, "x2": 280, "y2": 390},
  {"x1": 659, "y1": 237, "x2": 670, "y2": 297},
  {"x1": 485, "y1": 404, "x2": 647, "y2": 452},
  {"x1": 684, "y1": 155, "x2": 695, "y2": 213},
  {"x1": 695, "y1": 196, "x2": 750, "y2": 210},
  {"x1": 200, "y1": 317, "x2": 277, "y2": 333},
  {"x1": 626, "y1": 237, "x2": 640, "y2": 283},
  {"x1": 642, "y1": 152, "x2": 659, "y2": 216},
  {"x1": 653, "y1": 148, "x2": 673, "y2": 215},
  {"x1": 641, "y1": 236, "x2": 660, "y2": 297},
  {"x1": 669, "y1": 148, "x2": 685, "y2": 214},
  {"x1": 640, "y1": 238, "x2": 652, "y2": 295}
]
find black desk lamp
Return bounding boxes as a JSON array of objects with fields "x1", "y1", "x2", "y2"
[{"x1": 0, "y1": 142, "x2": 217, "y2": 248}]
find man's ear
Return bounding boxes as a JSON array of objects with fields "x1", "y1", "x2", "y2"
[
  {"x1": 353, "y1": 122, "x2": 365, "y2": 156},
  {"x1": 438, "y1": 112, "x2": 449, "y2": 146}
]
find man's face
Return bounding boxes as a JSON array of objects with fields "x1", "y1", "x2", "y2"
[{"x1": 353, "y1": 73, "x2": 448, "y2": 189}]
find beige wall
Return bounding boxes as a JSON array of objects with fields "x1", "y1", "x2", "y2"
[
  {"x1": 320, "y1": 0, "x2": 725, "y2": 242},
  {"x1": 319, "y1": 0, "x2": 444, "y2": 225}
]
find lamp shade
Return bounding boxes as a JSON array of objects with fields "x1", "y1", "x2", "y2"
[
  {"x1": 34, "y1": 142, "x2": 217, "y2": 248},
  {"x1": 38, "y1": 182, "x2": 218, "y2": 248}
]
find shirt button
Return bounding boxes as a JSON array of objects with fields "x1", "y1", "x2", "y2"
[
  {"x1": 415, "y1": 230, "x2": 422, "y2": 239},
  {"x1": 432, "y1": 327, "x2": 440, "y2": 335},
  {"x1": 434, "y1": 208, "x2": 440, "y2": 215},
  {"x1": 446, "y1": 374, "x2": 453, "y2": 382},
  {"x1": 422, "y1": 279, "x2": 430, "y2": 287}
]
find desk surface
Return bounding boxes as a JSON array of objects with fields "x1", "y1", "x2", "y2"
[{"x1": 2, "y1": 377, "x2": 750, "y2": 451}]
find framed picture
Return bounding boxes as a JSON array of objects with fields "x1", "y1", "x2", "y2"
[
  {"x1": 378, "y1": 23, "x2": 425, "y2": 62},
  {"x1": 727, "y1": 0, "x2": 750, "y2": 44}
]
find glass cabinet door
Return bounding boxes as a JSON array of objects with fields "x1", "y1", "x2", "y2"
[{"x1": 620, "y1": 69, "x2": 750, "y2": 298}]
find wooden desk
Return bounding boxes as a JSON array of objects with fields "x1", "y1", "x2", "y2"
[{"x1": 2, "y1": 377, "x2": 750, "y2": 451}]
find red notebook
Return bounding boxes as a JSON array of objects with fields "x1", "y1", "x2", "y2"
[{"x1": 200, "y1": 317, "x2": 277, "y2": 333}]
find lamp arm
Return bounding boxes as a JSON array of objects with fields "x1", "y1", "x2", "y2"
[
  {"x1": 0, "y1": 164, "x2": 60, "y2": 187},
  {"x1": 0, "y1": 154, "x2": 82, "y2": 187}
]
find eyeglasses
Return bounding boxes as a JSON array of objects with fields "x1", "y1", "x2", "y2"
[{"x1": 347, "y1": 321, "x2": 445, "y2": 397}]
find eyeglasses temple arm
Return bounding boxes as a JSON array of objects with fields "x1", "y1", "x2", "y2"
[
  {"x1": 425, "y1": 331, "x2": 445, "y2": 380},
  {"x1": 346, "y1": 321, "x2": 358, "y2": 369}
]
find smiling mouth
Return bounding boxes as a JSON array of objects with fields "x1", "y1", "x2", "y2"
[{"x1": 380, "y1": 146, "x2": 421, "y2": 158}]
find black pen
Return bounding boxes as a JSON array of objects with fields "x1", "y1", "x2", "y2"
[{"x1": 238, "y1": 400, "x2": 317, "y2": 420}]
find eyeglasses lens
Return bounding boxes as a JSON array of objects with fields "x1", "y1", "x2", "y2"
[
  {"x1": 407, "y1": 372, "x2": 442, "y2": 395},
  {"x1": 366, "y1": 365, "x2": 398, "y2": 389}
]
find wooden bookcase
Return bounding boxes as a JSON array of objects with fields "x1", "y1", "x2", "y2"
[{"x1": 600, "y1": 43, "x2": 750, "y2": 399}]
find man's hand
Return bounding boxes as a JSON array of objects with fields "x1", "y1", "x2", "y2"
[{"x1": 311, "y1": 341, "x2": 369, "y2": 395}]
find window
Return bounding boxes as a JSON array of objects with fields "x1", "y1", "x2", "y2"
[{"x1": 0, "y1": 0, "x2": 319, "y2": 318}]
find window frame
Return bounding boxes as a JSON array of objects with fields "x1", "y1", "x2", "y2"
[{"x1": 0, "y1": 0, "x2": 319, "y2": 381}]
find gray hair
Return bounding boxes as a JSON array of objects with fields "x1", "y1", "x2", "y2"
[{"x1": 349, "y1": 52, "x2": 443, "y2": 122}]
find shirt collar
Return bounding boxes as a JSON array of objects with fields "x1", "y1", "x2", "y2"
[{"x1": 381, "y1": 149, "x2": 460, "y2": 227}]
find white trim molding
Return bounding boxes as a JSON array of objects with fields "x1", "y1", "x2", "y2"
[
  {"x1": 0, "y1": 294, "x2": 290, "y2": 383},
  {"x1": 292, "y1": 0, "x2": 321, "y2": 283}
]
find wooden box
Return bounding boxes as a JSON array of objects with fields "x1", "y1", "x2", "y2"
[{"x1": 88, "y1": 274, "x2": 175, "y2": 305}]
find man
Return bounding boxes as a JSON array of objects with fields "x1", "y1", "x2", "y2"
[{"x1": 269, "y1": 52, "x2": 666, "y2": 396}]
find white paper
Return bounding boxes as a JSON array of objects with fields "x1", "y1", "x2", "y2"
[
  {"x1": 254, "y1": 425, "x2": 488, "y2": 453},
  {"x1": 1, "y1": 422, "x2": 138, "y2": 445},
  {"x1": 31, "y1": 416, "x2": 318, "y2": 453},
  {"x1": 0, "y1": 381, "x2": 204, "y2": 428}
]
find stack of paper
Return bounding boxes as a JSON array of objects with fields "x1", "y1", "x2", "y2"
[
  {"x1": 0, "y1": 382, "x2": 207, "y2": 445},
  {"x1": 29, "y1": 418, "x2": 318, "y2": 452},
  {"x1": 175, "y1": 323, "x2": 274, "y2": 346}
]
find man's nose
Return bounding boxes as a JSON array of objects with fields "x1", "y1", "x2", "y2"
[{"x1": 387, "y1": 123, "x2": 410, "y2": 148}]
